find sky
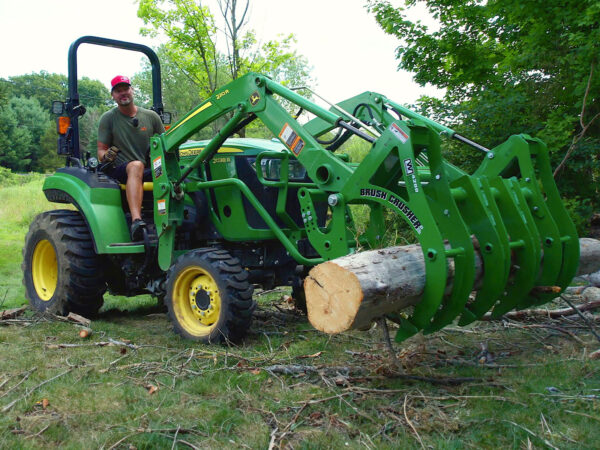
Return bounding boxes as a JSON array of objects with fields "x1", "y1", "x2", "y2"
[{"x1": 0, "y1": 0, "x2": 442, "y2": 106}]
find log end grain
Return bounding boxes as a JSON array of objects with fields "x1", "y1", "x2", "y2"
[{"x1": 305, "y1": 261, "x2": 363, "y2": 334}]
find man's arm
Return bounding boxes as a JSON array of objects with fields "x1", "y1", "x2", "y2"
[{"x1": 97, "y1": 141, "x2": 109, "y2": 162}]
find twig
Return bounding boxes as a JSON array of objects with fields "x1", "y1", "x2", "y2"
[
  {"x1": 108, "y1": 338, "x2": 140, "y2": 349},
  {"x1": 267, "y1": 425, "x2": 278, "y2": 450},
  {"x1": 107, "y1": 432, "x2": 138, "y2": 450},
  {"x1": 561, "y1": 295, "x2": 600, "y2": 343},
  {"x1": 565, "y1": 410, "x2": 600, "y2": 422},
  {"x1": 403, "y1": 395, "x2": 425, "y2": 449},
  {"x1": 379, "y1": 318, "x2": 398, "y2": 366},
  {"x1": 262, "y1": 364, "x2": 353, "y2": 377},
  {"x1": 277, "y1": 403, "x2": 308, "y2": 443},
  {"x1": 177, "y1": 439, "x2": 200, "y2": 450},
  {"x1": 296, "y1": 392, "x2": 354, "y2": 406},
  {"x1": 503, "y1": 322, "x2": 585, "y2": 345},
  {"x1": 384, "y1": 371, "x2": 479, "y2": 386},
  {"x1": 482, "y1": 299, "x2": 600, "y2": 321},
  {"x1": 25, "y1": 425, "x2": 50, "y2": 439},
  {"x1": 0, "y1": 368, "x2": 37, "y2": 400},
  {"x1": 503, "y1": 420, "x2": 559, "y2": 450},
  {"x1": 171, "y1": 425, "x2": 180, "y2": 450},
  {"x1": 415, "y1": 394, "x2": 527, "y2": 407},
  {"x1": 2, "y1": 368, "x2": 72, "y2": 413},
  {"x1": 554, "y1": 62, "x2": 599, "y2": 177}
]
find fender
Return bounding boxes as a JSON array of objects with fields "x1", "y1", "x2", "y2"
[{"x1": 43, "y1": 167, "x2": 144, "y2": 254}]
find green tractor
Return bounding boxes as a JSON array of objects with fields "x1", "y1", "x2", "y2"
[{"x1": 22, "y1": 36, "x2": 579, "y2": 344}]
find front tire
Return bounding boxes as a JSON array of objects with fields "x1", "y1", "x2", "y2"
[
  {"x1": 165, "y1": 249, "x2": 255, "y2": 343},
  {"x1": 22, "y1": 210, "x2": 106, "y2": 316}
]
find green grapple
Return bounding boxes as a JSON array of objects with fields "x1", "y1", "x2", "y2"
[{"x1": 23, "y1": 37, "x2": 578, "y2": 343}]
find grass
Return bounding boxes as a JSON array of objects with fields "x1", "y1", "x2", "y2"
[{"x1": 1, "y1": 177, "x2": 599, "y2": 449}]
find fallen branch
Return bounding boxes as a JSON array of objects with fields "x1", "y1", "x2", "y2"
[
  {"x1": 503, "y1": 420, "x2": 559, "y2": 450},
  {"x1": 481, "y1": 299, "x2": 600, "y2": 321},
  {"x1": 0, "y1": 306, "x2": 27, "y2": 320},
  {"x1": 45, "y1": 339, "x2": 140, "y2": 350},
  {"x1": 561, "y1": 295, "x2": 600, "y2": 343},
  {"x1": 1, "y1": 368, "x2": 72, "y2": 413},
  {"x1": 404, "y1": 395, "x2": 425, "y2": 449},
  {"x1": 0, "y1": 368, "x2": 37, "y2": 400},
  {"x1": 66, "y1": 312, "x2": 91, "y2": 327},
  {"x1": 503, "y1": 322, "x2": 585, "y2": 345},
  {"x1": 262, "y1": 364, "x2": 354, "y2": 377}
]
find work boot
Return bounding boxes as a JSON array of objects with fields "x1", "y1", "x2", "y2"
[{"x1": 130, "y1": 219, "x2": 146, "y2": 241}]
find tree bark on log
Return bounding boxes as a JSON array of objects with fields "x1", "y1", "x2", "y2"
[{"x1": 304, "y1": 238, "x2": 600, "y2": 335}]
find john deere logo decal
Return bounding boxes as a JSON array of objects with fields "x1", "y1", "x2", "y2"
[{"x1": 250, "y1": 91, "x2": 261, "y2": 106}]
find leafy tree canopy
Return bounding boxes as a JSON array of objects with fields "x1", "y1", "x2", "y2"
[
  {"x1": 2, "y1": 72, "x2": 110, "y2": 110},
  {"x1": 368, "y1": 0, "x2": 599, "y2": 223},
  {"x1": 137, "y1": 0, "x2": 312, "y2": 101}
]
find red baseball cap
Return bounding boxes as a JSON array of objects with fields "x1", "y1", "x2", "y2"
[{"x1": 111, "y1": 75, "x2": 131, "y2": 91}]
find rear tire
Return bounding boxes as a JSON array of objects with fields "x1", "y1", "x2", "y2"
[
  {"x1": 22, "y1": 210, "x2": 106, "y2": 317},
  {"x1": 165, "y1": 249, "x2": 255, "y2": 343}
]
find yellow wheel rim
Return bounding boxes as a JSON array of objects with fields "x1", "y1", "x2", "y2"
[
  {"x1": 32, "y1": 239, "x2": 58, "y2": 301},
  {"x1": 172, "y1": 266, "x2": 221, "y2": 336}
]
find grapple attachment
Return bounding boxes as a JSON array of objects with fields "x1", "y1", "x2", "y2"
[{"x1": 382, "y1": 128, "x2": 579, "y2": 341}]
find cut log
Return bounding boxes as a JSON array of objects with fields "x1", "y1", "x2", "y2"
[
  {"x1": 0, "y1": 306, "x2": 27, "y2": 320},
  {"x1": 305, "y1": 238, "x2": 600, "y2": 334}
]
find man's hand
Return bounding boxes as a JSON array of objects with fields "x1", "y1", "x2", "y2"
[{"x1": 102, "y1": 146, "x2": 119, "y2": 163}]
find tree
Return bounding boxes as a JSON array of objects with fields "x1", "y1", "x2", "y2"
[
  {"x1": 132, "y1": 45, "x2": 205, "y2": 121},
  {"x1": 137, "y1": 0, "x2": 312, "y2": 138},
  {"x1": 5, "y1": 72, "x2": 110, "y2": 110},
  {"x1": 137, "y1": 0, "x2": 312, "y2": 98},
  {"x1": 0, "y1": 96, "x2": 51, "y2": 172},
  {"x1": 0, "y1": 102, "x2": 32, "y2": 171},
  {"x1": 138, "y1": 0, "x2": 221, "y2": 97},
  {"x1": 368, "y1": 0, "x2": 600, "y2": 225}
]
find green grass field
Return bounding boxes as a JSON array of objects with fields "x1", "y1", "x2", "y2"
[{"x1": 1, "y1": 178, "x2": 599, "y2": 449}]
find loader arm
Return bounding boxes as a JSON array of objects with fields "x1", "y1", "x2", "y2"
[{"x1": 149, "y1": 72, "x2": 579, "y2": 342}]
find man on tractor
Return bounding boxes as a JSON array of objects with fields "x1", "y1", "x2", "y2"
[{"x1": 97, "y1": 75, "x2": 165, "y2": 241}]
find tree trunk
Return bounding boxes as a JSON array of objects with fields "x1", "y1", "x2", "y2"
[{"x1": 304, "y1": 238, "x2": 600, "y2": 334}]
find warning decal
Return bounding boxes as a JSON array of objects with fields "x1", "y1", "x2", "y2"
[
  {"x1": 153, "y1": 156, "x2": 163, "y2": 179},
  {"x1": 390, "y1": 123, "x2": 409, "y2": 144},
  {"x1": 157, "y1": 199, "x2": 167, "y2": 215},
  {"x1": 279, "y1": 123, "x2": 305, "y2": 156}
]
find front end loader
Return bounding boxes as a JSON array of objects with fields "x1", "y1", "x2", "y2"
[{"x1": 22, "y1": 36, "x2": 579, "y2": 344}]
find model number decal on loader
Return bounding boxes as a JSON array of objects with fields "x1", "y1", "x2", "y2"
[
  {"x1": 403, "y1": 158, "x2": 419, "y2": 193},
  {"x1": 279, "y1": 123, "x2": 305, "y2": 155},
  {"x1": 216, "y1": 89, "x2": 230, "y2": 100},
  {"x1": 360, "y1": 188, "x2": 423, "y2": 234}
]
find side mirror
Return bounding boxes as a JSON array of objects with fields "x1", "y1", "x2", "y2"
[{"x1": 52, "y1": 101, "x2": 65, "y2": 115}]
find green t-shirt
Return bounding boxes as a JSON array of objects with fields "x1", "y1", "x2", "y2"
[{"x1": 97, "y1": 106, "x2": 165, "y2": 166}]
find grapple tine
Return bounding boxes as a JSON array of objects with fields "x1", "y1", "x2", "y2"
[
  {"x1": 453, "y1": 176, "x2": 511, "y2": 326},
  {"x1": 422, "y1": 169, "x2": 476, "y2": 335},
  {"x1": 523, "y1": 137, "x2": 579, "y2": 305},
  {"x1": 489, "y1": 178, "x2": 541, "y2": 317}
]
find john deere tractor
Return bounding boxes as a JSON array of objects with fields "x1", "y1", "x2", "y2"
[{"x1": 22, "y1": 36, "x2": 579, "y2": 344}]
